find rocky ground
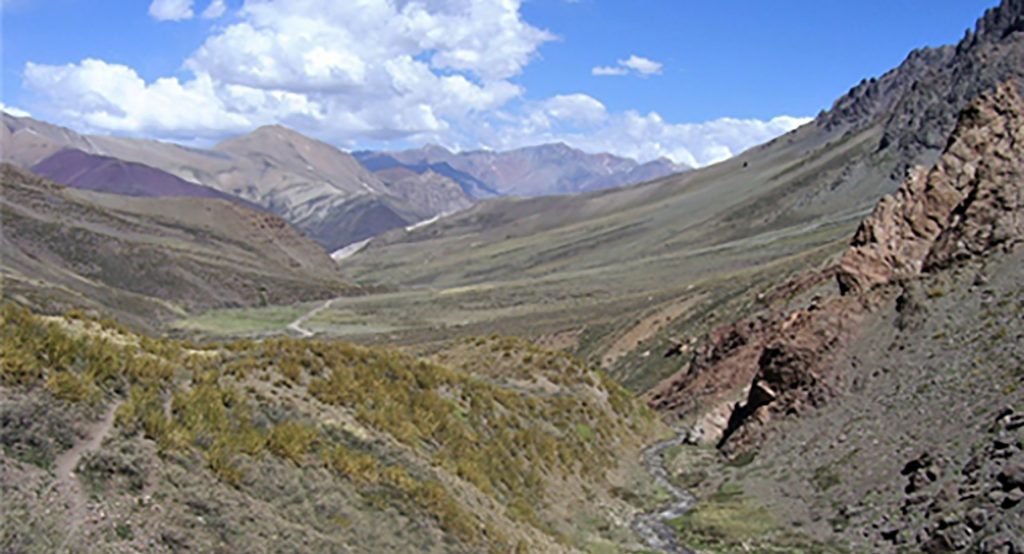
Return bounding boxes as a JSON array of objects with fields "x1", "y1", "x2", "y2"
[
  {"x1": 648, "y1": 81, "x2": 1024, "y2": 553},
  {"x1": 674, "y1": 248, "x2": 1024, "y2": 552}
]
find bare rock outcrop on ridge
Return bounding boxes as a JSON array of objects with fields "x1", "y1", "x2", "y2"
[
  {"x1": 649, "y1": 81, "x2": 1024, "y2": 453},
  {"x1": 723, "y1": 81, "x2": 1024, "y2": 451},
  {"x1": 838, "y1": 81, "x2": 1024, "y2": 294}
]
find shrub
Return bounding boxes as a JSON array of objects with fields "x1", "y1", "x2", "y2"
[
  {"x1": 45, "y1": 371, "x2": 99, "y2": 403},
  {"x1": 267, "y1": 421, "x2": 316, "y2": 464}
]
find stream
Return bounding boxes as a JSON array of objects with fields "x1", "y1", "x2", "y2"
[{"x1": 630, "y1": 432, "x2": 697, "y2": 554}]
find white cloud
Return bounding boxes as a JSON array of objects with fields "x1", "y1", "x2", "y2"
[
  {"x1": 591, "y1": 66, "x2": 628, "y2": 77},
  {"x1": 25, "y1": 0, "x2": 545, "y2": 143},
  {"x1": 0, "y1": 102, "x2": 32, "y2": 118},
  {"x1": 186, "y1": 0, "x2": 553, "y2": 86},
  {"x1": 477, "y1": 94, "x2": 810, "y2": 167},
  {"x1": 593, "y1": 54, "x2": 662, "y2": 77},
  {"x1": 24, "y1": 59, "x2": 253, "y2": 139},
  {"x1": 202, "y1": 0, "x2": 226, "y2": 19},
  {"x1": 619, "y1": 55, "x2": 662, "y2": 76},
  {"x1": 148, "y1": 0, "x2": 194, "y2": 21},
  {"x1": 542, "y1": 94, "x2": 608, "y2": 124},
  {"x1": 24, "y1": 1, "x2": 808, "y2": 165}
]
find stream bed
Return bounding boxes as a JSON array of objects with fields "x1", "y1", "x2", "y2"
[{"x1": 630, "y1": 433, "x2": 697, "y2": 554}]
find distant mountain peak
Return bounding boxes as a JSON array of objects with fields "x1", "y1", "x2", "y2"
[
  {"x1": 221, "y1": 123, "x2": 319, "y2": 148},
  {"x1": 420, "y1": 143, "x2": 453, "y2": 156},
  {"x1": 515, "y1": 141, "x2": 585, "y2": 156},
  {"x1": 540, "y1": 141, "x2": 575, "y2": 152}
]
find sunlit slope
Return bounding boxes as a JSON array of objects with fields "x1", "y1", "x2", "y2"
[
  {"x1": 339, "y1": 1, "x2": 1024, "y2": 386},
  {"x1": 1, "y1": 165, "x2": 349, "y2": 330},
  {"x1": 347, "y1": 121, "x2": 880, "y2": 290},
  {"x1": 1, "y1": 305, "x2": 663, "y2": 553}
]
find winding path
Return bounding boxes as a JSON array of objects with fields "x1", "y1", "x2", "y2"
[
  {"x1": 631, "y1": 432, "x2": 697, "y2": 554},
  {"x1": 53, "y1": 401, "x2": 121, "y2": 550},
  {"x1": 286, "y1": 297, "x2": 338, "y2": 337}
]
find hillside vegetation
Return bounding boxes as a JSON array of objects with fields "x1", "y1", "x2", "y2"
[
  {"x1": 1, "y1": 304, "x2": 664, "y2": 553},
  {"x1": 0, "y1": 164, "x2": 350, "y2": 331}
]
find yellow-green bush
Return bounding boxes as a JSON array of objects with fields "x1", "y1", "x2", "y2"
[
  {"x1": 2, "y1": 303, "x2": 650, "y2": 551},
  {"x1": 267, "y1": 421, "x2": 317, "y2": 464},
  {"x1": 45, "y1": 370, "x2": 99, "y2": 403}
]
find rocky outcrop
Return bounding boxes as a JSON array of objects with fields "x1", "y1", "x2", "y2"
[
  {"x1": 650, "y1": 81, "x2": 1024, "y2": 454},
  {"x1": 823, "y1": 0, "x2": 1024, "y2": 154},
  {"x1": 647, "y1": 313, "x2": 778, "y2": 419},
  {"x1": 817, "y1": 46, "x2": 954, "y2": 133},
  {"x1": 838, "y1": 81, "x2": 1024, "y2": 294},
  {"x1": 713, "y1": 294, "x2": 866, "y2": 452},
  {"x1": 925, "y1": 84, "x2": 1024, "y2": 270},
  {"x1": 646, "y1": 268, "x2": 839, "y2": 425},
  {"x1": 722, "y1": 82, "x2": 1024, "y2": 451},
  {"x1": 883, "y1": 0, "x2": 1024, "y2": 161}
]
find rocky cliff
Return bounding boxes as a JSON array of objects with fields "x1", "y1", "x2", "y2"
[
  {"x1": 731, "y1": 81, "x2": 1024, "y2": 450},
  {"x1": 839, "y1": 82, "x2": 1024, "y2": 293},
  {"x1": 650, "y1": 81, "x2": 1024, "y2": 452}
]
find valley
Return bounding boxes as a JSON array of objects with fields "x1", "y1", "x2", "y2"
[{"x1": 3, "y1": 1, "x2": 1024, "y2": 552}]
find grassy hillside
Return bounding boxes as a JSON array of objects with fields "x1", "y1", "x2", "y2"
[
  {"x1": 1, "y1": 304, "x2": 667, "y2": 553},
  {"x1": 1, "y1": 165, "x2": 350, "y2": 331},
  {"x1": 276, "y1": 0, "x2": 1024, "y2": 393}
]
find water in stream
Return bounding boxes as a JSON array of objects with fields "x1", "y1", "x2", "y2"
[{"x1": 630, "y1": 433, "x2": 697, "y2": 554}]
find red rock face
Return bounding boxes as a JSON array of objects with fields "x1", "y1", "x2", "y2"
[
  {"x1": 650, "y1": 81, "x2": 1024, "y2": 453},
  {"x1": 925, "y1": 85, "x2": 1024, "y2": 270},
  {"x1": 716, "y1": 294, "x2": 865, "y2": 451},
  {"x1": 646, "y1": 313, "x2": 779, "y2": 417}
]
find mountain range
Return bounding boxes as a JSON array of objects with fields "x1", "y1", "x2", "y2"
[
  {"x1": 2, "y1": 114, "x2": 688, "y2": 252},
  {"x1": 357, "y1": 143, "x2": 689, "y2": 197}
]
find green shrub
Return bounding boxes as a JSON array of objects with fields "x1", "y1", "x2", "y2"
[{"x1": 267, "y1": 421, "x2": 316, "y2": 464}]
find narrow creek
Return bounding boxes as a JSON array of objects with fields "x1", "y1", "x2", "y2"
[{"x1": 630, "y1": 432, "x2": 697, "y2": 554}]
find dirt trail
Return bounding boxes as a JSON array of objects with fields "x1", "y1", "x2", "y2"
[
  {"x1": 631, "y1": 432, "x2": 696, "y2": 554},
  {"x1": 286, "y1": 297, "x2": 338, "y2": 337},
  {"x1": 52, "y1": 401, "x2": 121, "y2": 550}
]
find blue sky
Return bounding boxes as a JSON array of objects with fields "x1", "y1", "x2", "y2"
[{"x1": 1, "y1": 0, "x2": 998, "y2": 165}]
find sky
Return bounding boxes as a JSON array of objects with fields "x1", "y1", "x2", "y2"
[{"x1": 1, "y1": 0, "x2": 999, "y2": 166}]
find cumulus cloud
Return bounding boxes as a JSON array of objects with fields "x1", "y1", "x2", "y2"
[
  {"x1": 541, "y1": 94, "x2": 608, "y2": 124},
  {"x1": 202, "y1": 0, "x2": 226, "y2": 19},
  {"x1": 148, "y1": 0, "x2": 194, "y2": 21},
  {"x1": 24, "y1": 1, "x2": 808, "y2": 165},
  {"x1": 0, "y1": 102, "x2": 32, "y2": 118},
  {"x1": 186, "y1": 0, "x2": 553, "y2": 86},
  {"x1": 25, "y1": 0, "x2": 544, "y2": 142},
  {"x1": 477, "y1": 94, "x2": 810, "y2": 166},
  {"x1": 24, "y1": 59, "x2": 253, "y2": 138},
  {"x1": 619, "y1": 55, "x2": 662, "y2": 76},
  {"x1": 592, "y1": 54, "x2": 662, "y2": 77}
]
